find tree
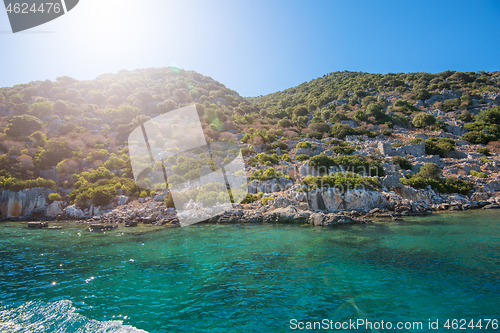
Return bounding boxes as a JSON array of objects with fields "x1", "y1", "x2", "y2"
[
  {"x1": 416, "y1": 163, "x2": 442, "y2": 180},
  {"x1": 278, "y1": 118, "x2": 292, "y2": 128},
  {"x1": 28, "y1": 100, "x2": 54, "y2": 117},
  {"x1": 366, "y1": 104, "x2": 384, "y2": 120},
  {"x1": 308, "y1": 122, "x2": 330, "y2": 133},
  {"x1": 6, "y1": 115, "x2": 43, "y2": 137},
  {"x1": 475, "y1": 106, "x2": 500, "y2": 125},
  {"x1": 89, "y1": 90, "x2": 106, "y2": 105},
  {"x1": 412, "y1": 113, "x2": 436, "y2": 128},
  {"x1": 293, "y1": 106, "x2": 308, "y2": 117}
]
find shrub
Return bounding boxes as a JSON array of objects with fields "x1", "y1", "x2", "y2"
[
  {"x1": 333, "y1": 146, "x2": 355, "y2": 155},
  {"x1": 307, "y1": 153, "x2": 385, "y2": 177},
  {"x1": 330, "y1": 124, "x2": 355, "y2": 139},
  {"x1": 475, "y1": 106, "x2": 500, "y2": 124},
  {"x1": 6, "y1": 115, "x2": 43, "y2": 137},
  {"x1": 281, "y1": 154, "x2": 292, "y2": 162},
  {"x1": 240, "y1": 193, "x2": 258, "y2": 204},
  {"x1": 412, "y1": 113, "x2": 436, "y2": 128},
  {"x1": 470, "y1": 170, "x2": 488, "y2": 178},
  {"x1": 257, "y1": 153, "x2": 279, "y2": 165},
  {"x1": 296, "y1": 142, "x2": 312, "y2": 149},
  {"x1": 0, "y1": 177, "x2": 57, "y2": 191},
  {"x1": 249, "y1": 168, "x2": 288, "y2": 182},
  {"x1": 443, "y1": 177, "x2": 475, "y2": 195},
  {"x1": 476, "y1": 147, "x2": 490, "y2": 156},
  {"x1": 416, "y1": 163, "x2": 441, "y2": 180},
  {"x1": 308, "y1": 122, "x2": 330, "y2": 133},
  {"x1": 241, "y1": 147, "x2": 256, "y2": 156},
  {"x1": 91, "y1": 187, "x2": 117, "y2": 206},
  {"x1": 48, "y1": 193, "x2": 61, "y2": 202},
  {"x1": 381, "y1": 129, "x2": 392, "y2": 136},
  {"x1": 139, "y1": 191, "x2": 148, "y2": 198},
  {"x1": 262, "y1": 197, "x2": 273, "y2": 205},
  {"x1": 392, "y1": 156, "x2": 412, "y2": 170},
  {"x1": 296, "y1": 154, "x2": 310, "y2": 161},
  {"x1": 462, "y1": 131, "x2": 497, "y2": 144},
  {"x1": 150, "y1": 190, "x2": 157, "y2": 196},
  {"x1": 480, "y1": 156, "x2": 493, "y2": 164},
  {"x1": 411, "y1": 137, "x2": 456, "y2": 157}
]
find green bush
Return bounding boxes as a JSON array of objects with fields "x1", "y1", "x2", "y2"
[
  {"x1": 262, "y1": 197, "x2": 273, "y2": 205},
  {"x1": 410, "y1": 137, "x2": 456, "y2": 157},
  {"x1": 470, "y1": 170, "x2": 488, "y2": 178},
  {"x1": 480, "y1": 156, "x2": 493, "y2": 164},
  {"x1": 48, "y1": 193, "x2": 61, "y2": 201},
  {"x1": 416, "y1": 163, "x2": 442, "y2": 180},
  {"x1": 166, "y1": 155, "x2": 177, "y2": 164},
  {"x1": 240, "y1": 193, "x2": 258, "y2": 204},
  {"x1": 6, "y1": 115, "x2": 43, "y2": 137},
  {"x1": 330, "y1": 124, "x2": 355, "y2": 139},
  {"x1": 381, "y1": 129, "x2": 392, "y2": 136},
  {"x1": 476, "y1": 147, "x2": 490, "y2": 156},
  {"x1": 296, "y1": 142, "x2": 312, "y2": 149},
  {"x1": 462, "y1": 120, "x2": 500, "y2": 144},
  {"x1": 412, "y1": 113, "x2": 436, "y2": 128},
  {"x1": 257, "y1": 153, "x2": 279, "y2": 165},
  {"x1": 249, "y1": 168, "x2": 288, "y2": 182},
  {"x1": 296, "y1": 154, "x2": 310, "y2": 161},
  {"x1": 281, "y1": 154, "x2": 292, "y2": 162},
  {"x1": 392, "y1": 156, "x2": 412, "y2": 170},
  {"x1": 333, "y1": 145, "x2": 355, "y2": 155},
  {"x1": 0, "y1": 177, "x2": 57, "y2": 192},
  {"x1": 475, "y1": 106, "x2": 500, "y2": 124},
  {"x1": 308, "y1": 153, "x2": 385, "y2": 177},
  {"x1": 401, "y1": 175, "x2": 474, "y2": 195}
]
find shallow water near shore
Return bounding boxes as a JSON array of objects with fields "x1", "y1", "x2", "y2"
[{"x1": 1, "y1": 210, "x2": 499, "y2": 332}]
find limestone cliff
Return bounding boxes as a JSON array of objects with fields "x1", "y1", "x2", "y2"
[{"x1": 0, "y1": 187, "x2": 56, "y2": 219}]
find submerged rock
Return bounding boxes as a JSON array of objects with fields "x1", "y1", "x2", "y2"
[{"x1": 28, "y1": 222, "x2": 48, "y2": 229}]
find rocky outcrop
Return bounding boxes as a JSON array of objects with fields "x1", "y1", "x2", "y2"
[
  {"x1": 308, "y1": 188, "x2": 388, "y2": 212},
  {"x1": 0, "y1": 187, "x2": 56, "y2": 219},
  {"x1": 483, "y1": 180, "x2": 500, "y2": 192},
  {"x1": 378, "y1": 142, "x2": 425, "y2": 157},
  {"x1": 247, "y1": 178, "x2": 293, "y2": 194},
  {"x1": 45, "y1": 201, "x2": 63, "y2": 218}
]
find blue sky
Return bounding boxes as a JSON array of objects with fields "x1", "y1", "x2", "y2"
[{"x1": 1, "y1": 0, "x2": 499, "y2": 97}]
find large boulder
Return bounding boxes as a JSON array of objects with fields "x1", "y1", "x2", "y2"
[
  {"x1": 63, "y1": 205, "x2": 85, "y2": 219},
  {"x1": 308, "y1": 212, "x2": 360, "y2": 226},
  {"x1": 45, "y1": 201, "x2": 63, "y2": 218}
]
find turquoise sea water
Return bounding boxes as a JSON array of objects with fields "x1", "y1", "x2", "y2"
[{"x1": 0, "y1": 210, "x2": 499, "y2": 332}]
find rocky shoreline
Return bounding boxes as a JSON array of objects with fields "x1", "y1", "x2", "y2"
[{"x1": 3, "y1": 186, "x2": 499, "y2": 231}]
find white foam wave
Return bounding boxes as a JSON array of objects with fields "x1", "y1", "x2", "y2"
[{"x1": 0, "y1": 300, "x2": 148, "y2": 333}]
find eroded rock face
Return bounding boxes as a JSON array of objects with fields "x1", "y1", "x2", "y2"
[
  {"x1": 45, "y1": 201, "x2": 63, "y2": 218},
  {"x1": 308, "y1": 188, "x2": 388, "y2": 212},
  {"x1": 483, "y1": 180, "x2": 500, "y2": 192},
  {"x1": 308, "y1": 212, "x2": 358, "y2": 226},
  {"x1": 62, "y1": 205, "x2": 85, "y2": 219},
  {"x1": 0, "y1": 187, "x2": 55, "y2": 219},
  {"x1": 263, "y1": 206, "x2": 310, "y2": 223},
  {"x1": 247, "y1": 178, "x2": 293, "y2": 194}
]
